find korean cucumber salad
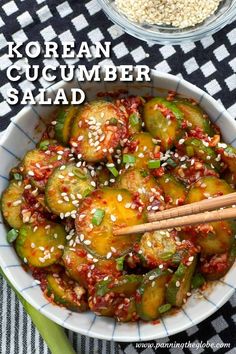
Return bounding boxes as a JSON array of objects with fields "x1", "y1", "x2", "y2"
[{"x1": 1, "y1": 92, "x2": 236, "y2": 323}]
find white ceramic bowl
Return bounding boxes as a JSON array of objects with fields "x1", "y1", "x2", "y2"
[{"x1": 0, "y1": 69, "x2": 235, "y2": 342}]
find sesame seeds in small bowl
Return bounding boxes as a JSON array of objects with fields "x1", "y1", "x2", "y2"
[{"x1": 98, "y1": 0, "x2": 236, "y2": 44}]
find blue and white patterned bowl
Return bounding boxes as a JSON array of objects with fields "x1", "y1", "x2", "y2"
[{"x1": 0, "y1": 70, "x2": 235, "y2": 342}]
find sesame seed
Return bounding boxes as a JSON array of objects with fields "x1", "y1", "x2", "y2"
[
  {"x1": 84, "y1": 240, "x2": 91, "y2": 245},
  {"x1": 147, "y1": 241, "x2": 152, "y2": 247},
  {"x1": 12, "y1": 200, "x2": 22, "y2": 206},
  {"x1": 106, "y1": 252, "x2": 112, "y2": 259},
  {"x1": 176, "y1": 281, "x2": 180, "y2": 287},
  {"x1": 28, "y1": 171, "x2": 35, "y2": 176},
  {"x1": 110, "y1": 215, "x2": 116, "y2": 222},
  {"x1": 117, "y1": 194, "x2": 123, "y2": 202}
]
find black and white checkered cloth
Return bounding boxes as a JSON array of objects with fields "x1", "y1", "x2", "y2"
[{"x1": 0, "y1": 0, "x2": 235, "y2": 353}]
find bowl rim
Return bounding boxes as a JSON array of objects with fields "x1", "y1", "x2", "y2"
[
  {"x1": 98, "y1": 0, "x2": 236, "y2": 44},
  {"x1": 0, "y1": 69, "x2": 235, "y2": 342}
]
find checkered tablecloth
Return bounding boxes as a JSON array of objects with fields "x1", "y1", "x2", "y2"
[{"x1": 0, "y1": 1, "x2": 235, "y2": 353}]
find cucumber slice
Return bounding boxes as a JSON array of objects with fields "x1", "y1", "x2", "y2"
[
  {"x1": 217, "y1": 144, "x2": 236, "y2": 177},
  {"x1": 200, "y1": 242, "x2": 236, "y2": 280},
  {"x1": 186, "y1": 176, "x2": 233, "y2": 203},
  {"x1": 55, "y1": 106, "x2": 78, "y2": 144},
  {"x1": 46, "y1": 273, "x2": 87, "y2": 312},
  {"x1": 175, "y1": 100, "x2": 216, "y2": 136},
  {"x1": 157, "y1": 173, "x2": 186, "y2": 206},
  {"x1": 45, "y1": 163, "x2": 95, "y2": 216},
  {"x1": 96, "y1": 275, "x2": 142, "y2": 297},
  {"x1": 140, "y1": 230, "x2": 177, "y2": 266},
  {"x1": 70, "y1": 100, "x2": 127, "y2": 162},
  {"x1": 115, "y1": 168, "x2": 160, "y2": 205},
  {"x1": 115, "y1": 297, "x2": 137, "y2": 322},
  {"x1": 136, "y1": 268, "x2": 171, "y2": 321},
  {"x1": 75, "y1": 188, "x2": 146, "y2": 258},
  {"x1": 63, "y1": 244, "x2": 89, "y2": 286},
  {"x1": 181, "y1": 138, "x2": 221, "y2": 171},
  {"x1": 125, "y1": 132, "x2": 156, "y2": 170},
  {"x1": 185, "y1": 176, "x2": 235, "y2": 254},
  {"x1": 173, "y1": 159, "x2": 219, "y2": 185},
  {"x1": 166, "y1": 257, "x2": 197, "y2": 307},
  {"x1": 22, "y1": 147, "x2": 69, "y2": 190},
  {"x1": 144, "y1": 98, "x2": 183, "y2": 151},
  {"x1": 16, "y1": 222, "x2": 66, "y2": 267},
  {"x1": 1, "y1": 180, "x2": 24, "y2": 229}
]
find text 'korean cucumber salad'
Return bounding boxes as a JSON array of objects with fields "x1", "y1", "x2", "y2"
[{"x1": 2, "y1": 92, "x2": 236, "y2": 322}]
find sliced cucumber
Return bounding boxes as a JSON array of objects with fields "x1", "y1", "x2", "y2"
[
  {"x1": 217, "y1": 144, "x2": 236, "y2": 177},
  {"x1": 200, "y1": 242, "x2": 236, "y2": 280},
  {"x1": 114, "y1": 297, "x2": 137, "y2": 322},
  {"x1": 173, "y1": 159, "x2": 219, "y2": 185},
  {"x1": 70, "y1": 100, "x2": 127, "y2": 162},
  {"x1": 46, "y1": 273, "x2": 87, "y2": 311},
  {"x1": 115, "y1": 168, "x2": 160, "y2": 204},
  {"x1": 185, "y1": 176, "x2": 235, "y2": 254},
  {"x1": 157, "y1": 173, "x2": 186, "y2": 206},
  {"x1": 45, "y1": 163, "x2": 95, "y2": 216},
  {"x1": 55, "y1": 105, "x2": 78, "y2": 144},
  {"x1": 16, "y1": 222, "x2": 66, "y2": 267},
  {"x1": 75, "y1": 188, "x2": 146, "y2": 258},
  {"x1": 166, "y1": 257, "x2": 197, "y2": 307},
  {"x1": 124, "y1": 132, "x2": 156, "y2": 170},
  {"x1": 22, "y1": 148, "x2": 69, "y2": 190},
  {"x1": 181, "y1": 138, "x2": 221, "y2": 171},
  {"x1": 186, "y1": 176, "x2": 233, "y2": 203},
  {"x1": 140, "y1": 230, "x2": 177, "y2": 266},
  {"x1": 144, "y1": 98, "x2": 183, "y2": 151},
  {"x1": 1, "y1": 180, "x2": 24, "y2": 229},
  {"x1": 96, "y1": 275, "x2": 142, "y2": 297},
  {"x1": 175, "y1": 100, "x2": 216, "y2": 136},
  {"x1": 136, "y1": 268, "x2": 171, "y2": 321},
  {"x1": 63, "y1": 244, "x2": 89, "y2": 286}
]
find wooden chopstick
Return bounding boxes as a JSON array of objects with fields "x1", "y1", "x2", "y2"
[
  {"x1": 114, "y1": 207, "x2": 236, "y2": 235},
  {"x1": 148, "y1": 192, "x2": 236, "y2": 222}
]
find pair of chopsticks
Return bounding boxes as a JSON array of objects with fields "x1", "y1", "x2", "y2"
[{"x1": 114, "y1": 192, "x2": 236, "y2": 235}]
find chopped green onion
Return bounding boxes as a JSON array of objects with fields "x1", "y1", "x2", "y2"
[
  {"x1": 7, "y1": 229, "x2": 19, "y2": 243},
  {"x1": 13, "y1": 173, "x2": 22, "y2": 181},
  {"x1": 148, "y1": 160, "x2": 161, "y2": 169},
  {"x1": 116, "y1": 255, "x2": 126, "y2": 271},
  {"x1": 123, "y1": 154, "x2": 136, "y2": 164},
  {"x1": 73, "y1": 168, "x2": 87, "y2": 180},
  {"x1": 83, "y1": 188, "x2": 93, "y2": 197},
  {"x1": 160, "y1": 252, "x2": 174, "y2": 261},
  {"x1": 92, "y1": 209, "x2": 105, "y2": 226},
  {"x1": 39, "y1": 140, "x2": 50, "y2": 151},
  {"x1": 140, "y1": 170, "x2": 149, "y2": 178},
  {"x1": 106, "y1": 163, "x2": 119, "y2": 177},
  {"x1": 186, "y1": 146, "x2": 194, "y2": 157},
  {"x1": 96, "y1": 279, "x2": 111, "y2": 296},
  {"x1": 158, "y1": 304, "x2": 172, "y2": 314},
  {"x1": 129, "y1": 113, "x2": 140, "y2": 127},
  {"x1": 191, "y1": 273, "x2": 205, "y2": 289},
  {"x1": 109, "y1": 117, "x2": 118, "y2": 125},
  {"x1": 166, "y1": 158, "x2": 177, "y2": 168}
]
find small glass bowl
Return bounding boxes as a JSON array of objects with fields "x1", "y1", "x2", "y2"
[{"x1": 98, "y1": 0, "x2": 236, "y2": 44}]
